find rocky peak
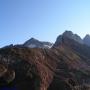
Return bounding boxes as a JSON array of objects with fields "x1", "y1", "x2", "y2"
[
  {"x1": 23, "y1": 38, "x2": 53, "y2": 48},
  {"x1": 54, "y1": 30, "x2": 83, "y2": 47},
  {"x1": 25, "y1": 38, "x2": 39, "y2": 44},
  {"x1": 83, "y1": 34, "x2": 90, "y2": 46},
  {"x1": 29, "y1": 37, "x2": 38, "y2": 41},
  {"x1": 63, "y1": 31, "x2": 83, "y2": 44},
  {"x1": 63, "y1": 30, "x2": 73, "y2": 37}
]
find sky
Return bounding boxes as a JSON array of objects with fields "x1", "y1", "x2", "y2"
[{"x1": 0, "y1": 0, "x2": 90, "y2": 47}]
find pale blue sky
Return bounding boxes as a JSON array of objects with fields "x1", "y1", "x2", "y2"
[{"x1": 0, "y1": 0, "x2": 90, "y2": 47}]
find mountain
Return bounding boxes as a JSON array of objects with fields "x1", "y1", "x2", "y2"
[
  {"x1": 23, "y1": 38, "x2": 53, "y2": 48},
  {"x1": 54, "y1": 31, "x2": 83, "y2": 47},
  {"x1": 54, "y1": 31, "x2": 90, "y2": 47},
  {"x1": 63, "y1": 31, "x2": 83, "y2": 44},
  {"x1": 83, "y1": 34, "x2": 90, "y2": 46},
  {"x1": 0, "y1": 31, "x2": 90, "y2": 90},
  {"x1": 49, "y1": 32, "x2": 90, "y2": 90}
]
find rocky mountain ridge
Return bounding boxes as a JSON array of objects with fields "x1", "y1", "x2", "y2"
[
  {"x1": 0, "y1": 31, "x2": 90, "y2": 90},
  {"x1": 54, "y1": 30, "x2": 90, "y2": 47},
  {"x1": 3, "y1": 31, "x2": 90, "y2": 49}
]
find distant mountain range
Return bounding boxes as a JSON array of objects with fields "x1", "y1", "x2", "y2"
[
  {"x1": 23, "y1": 31, "x2": 90, "y2": 48},
  {"x1": 19, "y1": 31, "x2": 90, "y2": 48},
  {"x1": 0, "y1": 31, "x2": 90, "y2": 90},
  {"x1": 4, "y1": 31, "x2": 90, "y2": 49}
]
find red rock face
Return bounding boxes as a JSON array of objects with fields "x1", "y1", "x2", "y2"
[{"x1": 0, "y1": 47, "x2": 58, "y2": 90}]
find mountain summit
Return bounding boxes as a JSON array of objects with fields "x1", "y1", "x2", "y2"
[
  {"x1": 63, "y1": 31, "x2": 83, "y2": 44},
  {"x1": 23, "y1": 31, "x2": 90, "y2": 48},
  {"x1": 83, "y1": 34, "x2": 90, "y2": 46},
  {"x1": 54, "y1": 30, "x2": 84, "y2": 47},
  {"x1": 23, "y1": 38, "x2": 53, "y2": 48}
]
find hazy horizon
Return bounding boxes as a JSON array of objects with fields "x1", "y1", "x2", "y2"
[{"x1": 0, "y1": 0, "x2": 90, "y2": 47}]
